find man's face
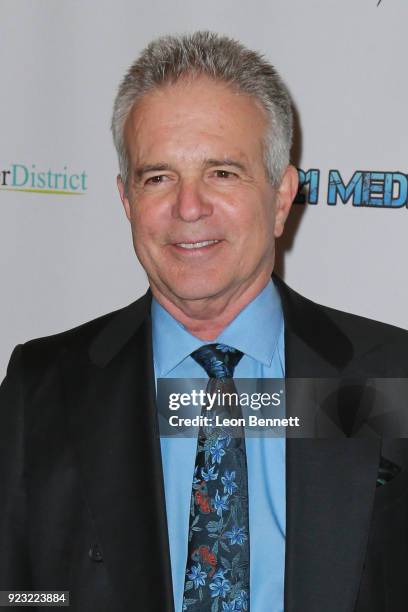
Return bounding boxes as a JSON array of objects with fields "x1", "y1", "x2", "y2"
[{"x1": 118, "y1": 76, "x2": 296, "y2": 310}]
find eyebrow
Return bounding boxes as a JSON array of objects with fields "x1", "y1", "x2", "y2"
[
  {"x1": 134, "y1": 163, "x2": 172, "y2": 180},
  {"x1": 133, "y1": 158, "x2": 248, "y2": 181},
  {"x1": 205, "y1": 158, "x2": 248, "y2": 173}
]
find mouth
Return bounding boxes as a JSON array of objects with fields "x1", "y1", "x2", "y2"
[{"x1": 174, "y1": 239, "x2": 221, "y2": 250}]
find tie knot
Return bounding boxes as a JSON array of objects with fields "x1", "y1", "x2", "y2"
[{"x1": 191, "y1": 343, "x2": 243, "y2": 379}]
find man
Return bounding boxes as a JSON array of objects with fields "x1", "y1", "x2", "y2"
[{"x1": 1, "y1": 31, "x2": 408, "y2": 612}]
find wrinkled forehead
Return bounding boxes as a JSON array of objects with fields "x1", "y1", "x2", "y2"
[{"x1": 123, "y1": 75, "x2": 269, "y2": 168}]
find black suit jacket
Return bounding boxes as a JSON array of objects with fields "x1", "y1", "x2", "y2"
[{"x1": 1, "y1": 275, "x2": 408, "y2": 612}]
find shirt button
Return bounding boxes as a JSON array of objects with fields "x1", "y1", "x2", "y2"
[{"x1": 88, "y1": 544, "x2": 103, "y2": 562}]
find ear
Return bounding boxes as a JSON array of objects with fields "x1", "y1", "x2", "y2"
[
  {"x1": 274, "y1": 165, "x2": 299, "y2": 238},
  {"x1": 117, "y1": 174, "x2": 131, "y2": 222}
]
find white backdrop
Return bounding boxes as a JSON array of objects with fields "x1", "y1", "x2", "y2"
[{"x1": 1, "y1": 0, "x2": 407, "y2": 377}]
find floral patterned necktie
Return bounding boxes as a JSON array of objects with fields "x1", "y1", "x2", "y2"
[{"x1": 182, "y1": 343, "x2": 250, "y2": 612}]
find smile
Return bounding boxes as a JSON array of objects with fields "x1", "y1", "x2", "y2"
[{"x1": 175, "y1": 239, "x2": 220, "y2": 250}]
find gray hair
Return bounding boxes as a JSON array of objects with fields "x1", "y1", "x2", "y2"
[{"x1": 111, "y1": 31, "x2": 293, "y2": 191}]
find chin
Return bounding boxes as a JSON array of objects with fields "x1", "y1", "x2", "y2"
[{"x1": 164, "y1": 276, "x2": 228, "y2": 303}]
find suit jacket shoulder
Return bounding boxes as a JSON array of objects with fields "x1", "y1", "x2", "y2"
[
  {"x1": 273, "y1": 275, "x2": 408, "y2": 377},
  {"x1": 8, "y1": 291, "x2": 152, "y2": 386}
]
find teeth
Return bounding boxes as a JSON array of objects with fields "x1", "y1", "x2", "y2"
[{"x1": 177, "y1": 240, "x2": 220, "y2": 249}]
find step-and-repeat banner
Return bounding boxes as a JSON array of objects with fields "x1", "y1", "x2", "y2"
[{"x1": 1, "y1": 0, "x2": 406, "y2": 376}]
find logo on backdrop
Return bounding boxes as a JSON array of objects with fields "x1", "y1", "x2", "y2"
[
  {"x1": 296, "y1": 169, "x2": 408, "y2": 208},
  {"x1": 0, "y1": 163, "x2": 88, "y2": 195},
  {"x1": 377, "y1": 0, "x2": 382, "y2": 6}
]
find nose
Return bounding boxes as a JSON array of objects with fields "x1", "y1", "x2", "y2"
[{"x1": 172, "y1": 179, "x2": 213, "y2": 222}]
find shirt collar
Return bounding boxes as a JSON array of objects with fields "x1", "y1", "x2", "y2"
[{"x1": 151, "y1": 279, "x2": 283, "y2": 376}]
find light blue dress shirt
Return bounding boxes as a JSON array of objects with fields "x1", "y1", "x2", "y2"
[{"x1": 152, "y1": 280, "x2": 285, "y2": 612}]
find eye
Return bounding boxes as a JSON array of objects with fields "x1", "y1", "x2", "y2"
[
  {"x1": 145, "y1": 175, "x2": 166, "y2": 185},
  {"x1": 214, "y1": 170, "x2": 236, "y2": 179}
]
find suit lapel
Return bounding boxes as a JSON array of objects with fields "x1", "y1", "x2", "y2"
[
  {"x1": 60, "y1": 293, "x2": 174, "y2": 611},
  {"x1": 274, "y1": 276, "x2": 381, "y2": 612}
]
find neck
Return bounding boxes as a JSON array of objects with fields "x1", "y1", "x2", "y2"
[{"x1": 151, "y1": 273, "x2": 271, "y2": 340}]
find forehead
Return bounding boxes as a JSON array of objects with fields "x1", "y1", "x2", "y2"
[{"x1": 124, "y1": 76, "x2": 268, "y2": 164}]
